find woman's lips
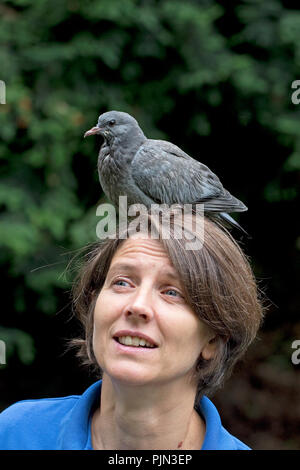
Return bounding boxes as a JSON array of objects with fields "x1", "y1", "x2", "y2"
[
  {"x1": 113, "y1": 338, "x2": 158, "y2": 354},
  {"x1": 113, "y1": 330, "x2": 158, "y2": 347}
]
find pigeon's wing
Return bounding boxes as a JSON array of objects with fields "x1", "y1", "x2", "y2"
[
  {"x1": 131, "y1": 139, "x2": 246, "y2": 211},
  {"x1": 131, "y1": 139, "x2": 222, "y2": 204}
]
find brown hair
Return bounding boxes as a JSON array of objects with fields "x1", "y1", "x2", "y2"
[{"x1": 69, "y1": 208, "x2": 266, "y2": 399}]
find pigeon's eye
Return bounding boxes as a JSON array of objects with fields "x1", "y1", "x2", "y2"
[{"x1": 108, "y1": 119, "x2": 116, "y2": 126}]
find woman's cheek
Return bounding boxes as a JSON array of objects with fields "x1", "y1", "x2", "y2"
[{"x1": 94, "y1": 292, "x2": 122, "y2": 331}]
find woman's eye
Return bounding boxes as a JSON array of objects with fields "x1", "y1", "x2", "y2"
[
  {"x1": 164, "y1": 289, "x2": 181, "y2": 297},
  {"x1": 114, "y1": 280, "x2": 129, "y2": 287}
]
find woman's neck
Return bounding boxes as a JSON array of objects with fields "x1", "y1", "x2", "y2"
[{"x1": 91, "y1": 374, "x2": 205, "y2": 450}]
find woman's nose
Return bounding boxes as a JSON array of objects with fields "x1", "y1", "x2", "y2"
[{"x1": 124, "y1": 286, "x2": 154, "y2": 322}]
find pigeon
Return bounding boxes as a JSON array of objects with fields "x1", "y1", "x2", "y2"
[{"x1": 84, "y1": 110, "x2": 248, "y2": 233}]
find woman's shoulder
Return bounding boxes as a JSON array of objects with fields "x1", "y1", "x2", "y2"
[
  {"x1": 0, "y1": 394, "x2": 81, "y2": 450},
  {"x1": 198, "y1": 396, "x2": 251, "y2": 450},
  {"x1": 0, "y1": 381, "x2": 101, "y2": 450},
  {"x1": 0, "y1": 393, "x2": 81, "y2": 419}
]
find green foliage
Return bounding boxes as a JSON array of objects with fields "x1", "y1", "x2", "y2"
[{"x1": 0, "y1": 0, "x2": 299, "y2": 366}]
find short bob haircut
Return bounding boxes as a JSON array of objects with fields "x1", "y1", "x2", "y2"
[{"x1": 70, "y1": 208, "x2": 265, "y2": 400}]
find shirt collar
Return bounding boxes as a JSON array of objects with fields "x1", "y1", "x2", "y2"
[
  {"x1": 57, "y1": 381, "x2": 101, "y2": 450},
  {"x1": 198, "y1": 395, "x2": 224, "y2": 449},
  {"x1": 57, "y1": 380, "x2": 235, "y2": 450}
]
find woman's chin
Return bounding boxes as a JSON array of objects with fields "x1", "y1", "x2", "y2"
[{"x1": 104, "y1": 364, "x2": 156, "y2": 387}]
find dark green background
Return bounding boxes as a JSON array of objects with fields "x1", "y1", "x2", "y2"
[{"x1": 0, "y1": 0, "x2": 299, "y2": 449}]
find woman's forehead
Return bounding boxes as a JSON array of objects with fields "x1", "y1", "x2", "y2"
[
  {"x1": 107, "y1": 238, "x2": 183, "y2": 284},
  {"x1": 111, "y1": 236, "x2": 171, "y2": 263}
]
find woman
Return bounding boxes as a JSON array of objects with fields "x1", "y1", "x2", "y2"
[{"x1": 0, "y1": 209, "x2": 265, "y2": 450}]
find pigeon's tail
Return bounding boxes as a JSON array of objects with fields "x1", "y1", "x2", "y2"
[{"x1": 209, "y1": 212, "x2": 250, "y2": 238}]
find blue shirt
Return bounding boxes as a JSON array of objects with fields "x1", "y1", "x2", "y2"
[{"x1": 0, "y1": 380, "x2": 250, "y2": 450}]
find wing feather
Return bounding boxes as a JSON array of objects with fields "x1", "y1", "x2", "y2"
[{"x1": 131, "y1": 140, "x2": 246, "y2": 212}]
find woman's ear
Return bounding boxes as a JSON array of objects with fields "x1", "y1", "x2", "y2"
[
  {"x1": 90, "y1": 288, "x2": 100, "y2": 301},
  {"x1": 201, "y1": 335, "x2": 218, "y2": 361}
]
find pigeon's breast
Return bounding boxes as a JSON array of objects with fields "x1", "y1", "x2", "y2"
[
  {"x1": 98, "y1": 151, "x2": 121, "y2": 203},
  {"x1": 97, "y1": 148, "x2": 154, "y2": 207},
  {"x1": 97, "y1": 151, "x2": 135, "y2": 206}
]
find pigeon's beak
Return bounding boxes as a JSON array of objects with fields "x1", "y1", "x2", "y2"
[{"x1": 84, "y1": 126, "x2": 104, "y2": 138}]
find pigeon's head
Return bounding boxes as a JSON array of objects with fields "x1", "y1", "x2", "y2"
[{"x1": 84, "y1": 110, "x2": 145, "y2": 145}]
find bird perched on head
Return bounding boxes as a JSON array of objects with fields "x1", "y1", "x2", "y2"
[{"x1": 84, "y1": 110, "x2": 248, "y2": 233}]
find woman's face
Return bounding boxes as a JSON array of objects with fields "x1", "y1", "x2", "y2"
[{"x1": 93, "y1": 236, "x2": 214, "y2": 387}]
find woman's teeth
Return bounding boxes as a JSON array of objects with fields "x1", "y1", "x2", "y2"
[{"x1": 117, "y1": 336, "x2": 155, "y2": 348}]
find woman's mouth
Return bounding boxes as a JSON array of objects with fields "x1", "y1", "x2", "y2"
[{"x1": 113, "y1": 336, "x2": 157, "y2": 349}]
